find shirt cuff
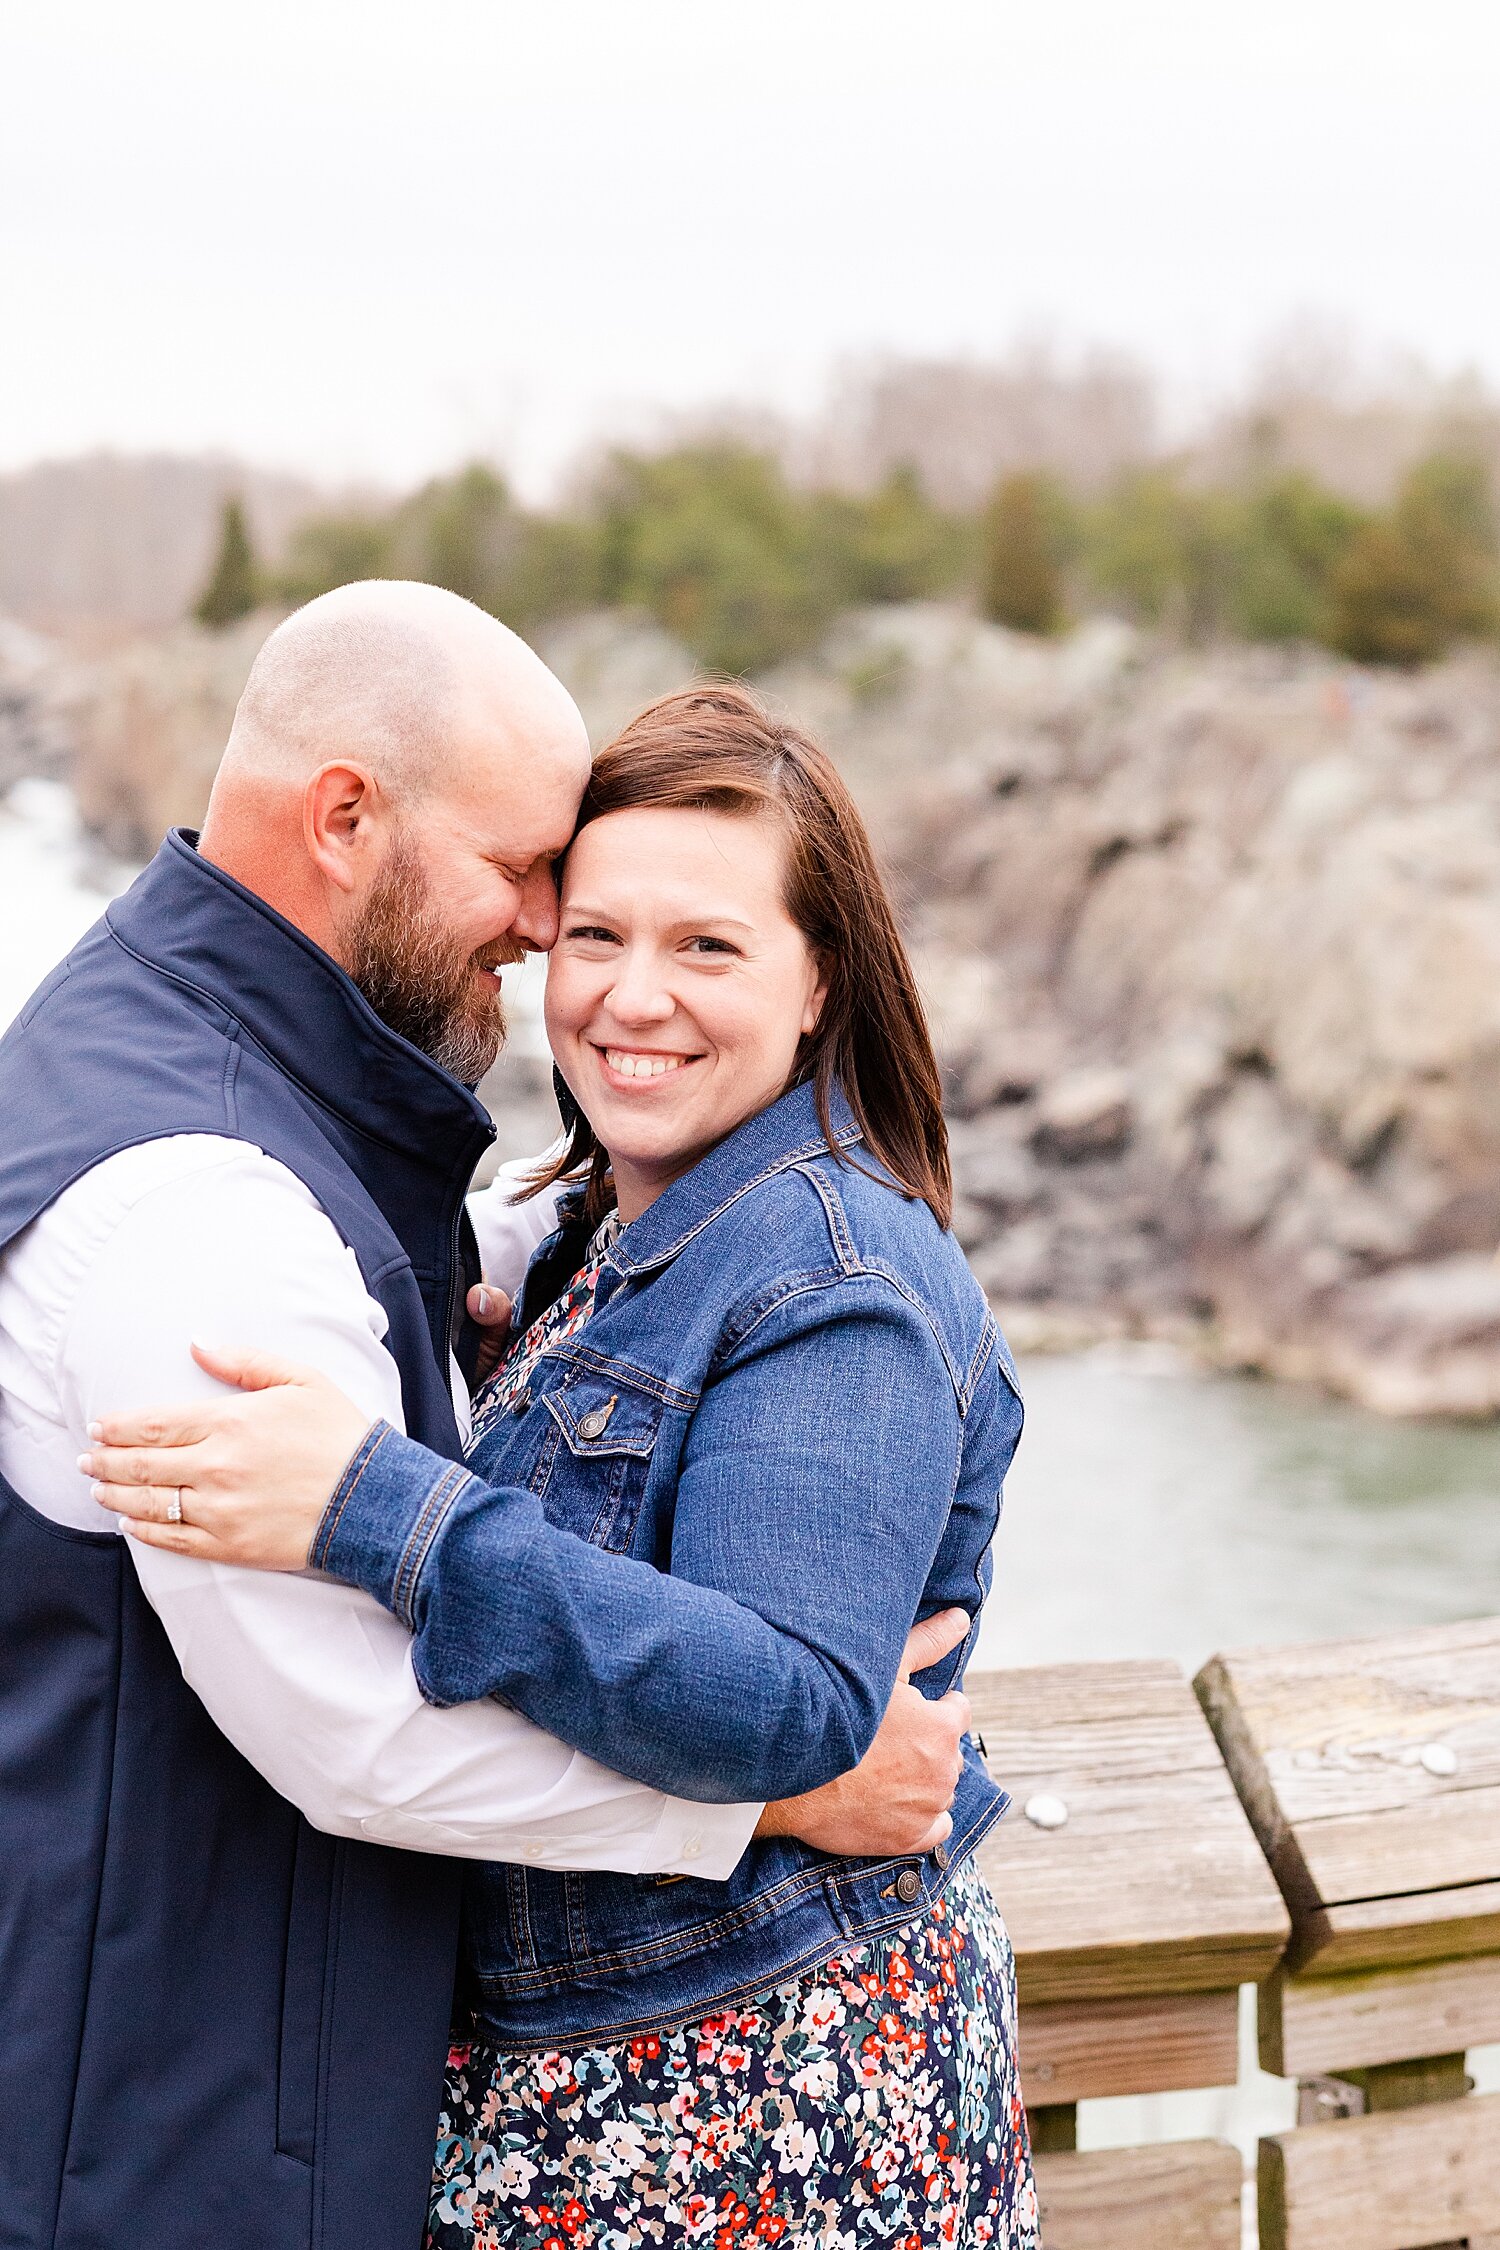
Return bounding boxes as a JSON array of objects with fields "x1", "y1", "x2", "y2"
[
  {"x1": 312, "y1": 1421, "x2": 472, "y2": 1628},
  {"x1": 648, "y1": 1792, "x2": 763, "y2": 1881}
]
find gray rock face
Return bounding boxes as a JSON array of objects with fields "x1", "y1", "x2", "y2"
[{"x1": 825, "y1": 612, "x2": 1500, "y2": 1418}]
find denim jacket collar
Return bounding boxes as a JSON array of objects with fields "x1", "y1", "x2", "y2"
[{"x1": 610, "y1": 1079, "x2": 861, "y2": 1278}]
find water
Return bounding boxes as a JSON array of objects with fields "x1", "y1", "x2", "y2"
[
  {"x1": 979, "y1": 1343, "x2": 1500, "y2": 1677},
  {"x1": 5, "y1": 783, "x2": 1498, "y2": 2208},
  {"x1": 0, "y1": 780, "x2": 133, "y2": 1027}
]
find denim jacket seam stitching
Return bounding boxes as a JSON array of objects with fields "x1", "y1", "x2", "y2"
[
  {"x1": 313, "y1": 1421, "x2": 395, "y2": 1570},
  {"x1": 476, "y1": 1863, "x2": 844, "y2": 1991},
  {"x1": 854, "y1": 1257, "x2": 967, "y2": 1404},
  {"x1": 490, "y1": 1832, "x2": 992, "y2": 1993},
  {"x1": 472, "y1": 1929, "x2": 878, "y2": 2048},
  {"x1": 791, "y1": 1160, "x2": 859, "y2": 1274},
  {"x1": 393, "y1": 1462, "x2": 471, "y2": 1627},
  {"x1": 469, "y1": 1838, "x2": 1003, "y2": 2048},
  {"x1": 547, "y1": 1341, "x2": 697, "y2": 1411},
  {"x1": 957, "y1": 1310, "x2": 1001, "y2": 1415},
  {"x1": 614, "y1": 1125, "x2": 862, "y2": 1277},
  {"x1": 467, "y1": 1925, "x2": 861, "y2": 2050},
  {"x1": 526, "y1": 1422, "x2": 561, "y2": 1497},
  {"x1": 708, "y1": 1266, "x2": 852, "y2": 1368}
]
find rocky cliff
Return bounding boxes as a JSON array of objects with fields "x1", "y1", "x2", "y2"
[{"x1": 790, "y1": 607, "x2": 1500, "y2": 1417}]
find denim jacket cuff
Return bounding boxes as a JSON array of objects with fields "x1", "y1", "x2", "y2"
[{"x1": 311, "y1": 1421, "x2": 473, "y2": 1630}]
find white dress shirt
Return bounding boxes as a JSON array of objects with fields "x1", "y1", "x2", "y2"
[{"x1": 0, "y1": 1134, "x2": 759, "y2": 1877}]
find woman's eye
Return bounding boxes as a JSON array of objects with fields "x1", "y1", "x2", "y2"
[
  {"x1": 685, "y1": 935, "x2": 737, "y2": 957},
  {"x1": 565, "y1": 924, "x2": 620, "y2": 945}
]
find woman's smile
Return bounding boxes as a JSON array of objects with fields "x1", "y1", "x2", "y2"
[{"x1": 594, "y1": 1043, "x2": 703, "y2": 1086}]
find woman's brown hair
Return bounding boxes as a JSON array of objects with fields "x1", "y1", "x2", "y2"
[{"x1": 531, "y1": 681, "x2": 952, "y2": 1229}]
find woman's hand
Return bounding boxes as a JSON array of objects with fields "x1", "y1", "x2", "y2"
[{"x1": 80, "y1": 1342, "x2": 373, "y2": 1570}]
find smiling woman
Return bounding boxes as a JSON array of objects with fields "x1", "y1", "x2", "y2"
[{"x1": 529, "y1": 681, "x2": 952, "y2": 1231}]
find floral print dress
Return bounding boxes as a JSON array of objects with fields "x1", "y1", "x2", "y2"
[{"x1": 432, "y1": 1218, "x2": 1038, "y2": 2250}]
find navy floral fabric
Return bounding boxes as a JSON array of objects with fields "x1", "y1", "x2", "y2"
[{"x1": 427, "y1": 1858, "x2": 1038, "y2": 2249}]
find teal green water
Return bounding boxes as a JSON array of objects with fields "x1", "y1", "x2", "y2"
[{"x1": 977, "y1": 1343, "x2": 1500, "y2": 1675}]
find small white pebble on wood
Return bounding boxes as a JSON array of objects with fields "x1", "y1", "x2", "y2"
[
  {"x1": 1024, "y1": 1793, "x2": 1069, "y2": 1830},
  {"x1": 1419, "y1": 1742, "x2": 1458, "y2": 1777}
]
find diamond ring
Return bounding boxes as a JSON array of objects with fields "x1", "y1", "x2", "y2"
[{"x1": 166, "y1": 1490, "x2": 184, "y2": 1525}]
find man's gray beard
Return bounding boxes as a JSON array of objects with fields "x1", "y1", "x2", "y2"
[{"x1": 344, "y1": 836, "x2": 508, "y2": 1085}]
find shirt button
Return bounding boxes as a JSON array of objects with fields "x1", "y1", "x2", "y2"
[
  {"x1": 932, "y1": 1843, "x2": 950, "y2": 1872},
  {"x1": 681, "y1": 1836, "x2": 702, "y2": 1859},
  {"x1": 894, "y1": 1867, "x2": 923, "y2": 1905}
]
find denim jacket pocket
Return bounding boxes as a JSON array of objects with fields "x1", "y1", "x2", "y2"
[{"x1": 538, "y1": 1375, "x2": 664, "y2": 1553}]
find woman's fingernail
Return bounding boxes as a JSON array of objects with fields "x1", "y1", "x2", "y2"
[
  {"x1": 86, "y1": 1422, "x2": 103, "y2": 1440},
  {"x1": 474, "y1": 1287, "x2": 493, "y2": 1316},
  {"x1": 77, "y1": 1453, "x2": 95, "y2": 1475}
]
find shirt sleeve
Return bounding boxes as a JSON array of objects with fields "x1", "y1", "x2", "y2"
[
  {"x1": 466, "y1": 1160, "x2": 565, "y2": 1301},
  {"x1": 57, "y1": 1146, "x2": 758, "y2": 1878}
]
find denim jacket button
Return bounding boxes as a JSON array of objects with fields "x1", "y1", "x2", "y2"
[
  {"x1": 509, "y1": 1388, "x2": 532, "y2": 1417},
  {"x1": 577, "y1": 1408, "x2": 610, "y2": 1440},
  {"x1": 932, "y1": 1843, "x2": 950, "y2": 1873},
  {"x1": 894, "y1": 1867, "x2": 923, "y2": 1905}
]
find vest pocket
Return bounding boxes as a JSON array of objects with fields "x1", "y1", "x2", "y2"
[{"x1": 276, "y1": 1823, "x2": 336, "y2": 2165}]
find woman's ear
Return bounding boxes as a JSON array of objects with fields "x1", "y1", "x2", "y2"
[{"x1": 801, "y1": 955, "x2": 832, "y2": 1038}]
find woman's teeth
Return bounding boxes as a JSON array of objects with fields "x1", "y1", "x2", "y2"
[{"x1": 605, "y1": 1049, "x2": 688, "y2": 1080}]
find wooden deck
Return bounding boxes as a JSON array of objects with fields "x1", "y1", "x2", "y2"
[{"x1": 969, "y1": 1616, "x2": 1500, "y2": 2248}]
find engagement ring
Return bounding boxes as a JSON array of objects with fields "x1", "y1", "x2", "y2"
[{"x1": 166, "y1": 1490, "x2": 183, "y2": 1524}]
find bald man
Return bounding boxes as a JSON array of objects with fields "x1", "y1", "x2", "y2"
[{"x1": 0, "y1": 584, "x2": 963, "y2": 2250}]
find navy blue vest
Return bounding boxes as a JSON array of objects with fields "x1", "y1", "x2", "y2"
[{"x1": 0, "y1": 832, "x2": 495, "y2": 2249}]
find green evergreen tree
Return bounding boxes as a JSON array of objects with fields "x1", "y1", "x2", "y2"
[
  {"x1": 979, "y1": 472, "x2": 1065, "y2": 635},
  {"x1": 193, "y1": 497, "x2": 259, "y2": 628},
  {"x1": 1229, "y1": 473, "x2": 1364, "y2": 643},
  {"x1": 275, "y1": 512, "x2": 394, "y2": 603},
  {"x1": 593, "y1": 443, "x2": 834, "y2": 674},
  {"x1": 1328, "y1": 451, "x2": 1498, "y2": 666}
]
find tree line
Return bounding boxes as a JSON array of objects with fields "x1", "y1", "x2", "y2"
[{"x1": 196, "y1": 440, "x2": 1500, "y2": 673}]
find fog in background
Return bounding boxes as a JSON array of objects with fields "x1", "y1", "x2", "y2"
[{"x1": 5, "y1": 0, "x2": 1500, "y2": 493}]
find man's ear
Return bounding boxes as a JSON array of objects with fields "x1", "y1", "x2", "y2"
[{"x1": 303, "y1": 762, "x2": 383, "y2": 894}]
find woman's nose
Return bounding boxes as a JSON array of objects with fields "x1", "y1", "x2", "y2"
[{"x1": 606, "y1": 954, "x2": 676, "y2": 1024}]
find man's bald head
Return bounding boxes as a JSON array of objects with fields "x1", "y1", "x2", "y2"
[
  {"x1": 218, "y1": 578, "x2": 583, "y2": 806},
  {"x1": 200, "y1": 581, "x2": 592, "y2": 1083}
]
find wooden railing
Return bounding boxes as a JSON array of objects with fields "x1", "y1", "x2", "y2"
[{"x1": 970, "y1": 1616, "x2": 1500, "y2": 2249}]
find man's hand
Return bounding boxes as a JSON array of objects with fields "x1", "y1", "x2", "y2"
[
  {"x1": 755, "y1": 1608, "x2": 974, "y2": 1858},
  {"x1": 466, "y1": 1284, "x2": 513, "y2": 1385}
]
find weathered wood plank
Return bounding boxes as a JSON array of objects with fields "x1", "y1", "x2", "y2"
[
  {"x1": 1293, "y1": 1786, "x2": 1500, "y2": 1907},
  {"x1": 1286, "y1": 1879, "x2": 1500, "y2": 1975},
  {"x1": 1020, "y1": 1987, "x2": 1240, "y2": 2106},
  {"x1": 1260, "y1": 1952, "x2": 1500, "y2": 2077},
  {"x1": 1196, "y1": 1620, "x2": 1500, "y2": 1947},
  {"x1": 1258, "y1": 2093, "x2": 1500, "y2": 2250},
  {"x1": 970, "y1": 1663, "x2": 1289, "y2": 2003},
  {"x1": 1034, "y1": 2141, "x2": 1242, "y2": 2250}
]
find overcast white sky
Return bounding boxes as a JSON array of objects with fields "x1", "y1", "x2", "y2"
[{"x1": 3, "y1": 0, "x2": 1498, "y2": 494}]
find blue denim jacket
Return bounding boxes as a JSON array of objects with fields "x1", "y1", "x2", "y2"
[{"x1": 316, "y1": 1082, "x2": 1023, "y2": 2046}]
